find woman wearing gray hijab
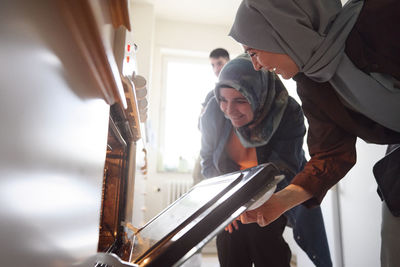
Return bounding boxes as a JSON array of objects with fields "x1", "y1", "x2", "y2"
[
  {"x1": 229, "y1": 0, "x2": 400, "y2": 265},
  {"x1": 200, "y1": 55, "x2": 331, "y2": 267}
]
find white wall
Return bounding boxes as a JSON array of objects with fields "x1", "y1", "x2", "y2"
[
  {"x1": 131, "y1": 2, "x2": 155, "y2": 83},
  {"x1": 338, "y1": 141, "x2": 386, "y2": 267}
]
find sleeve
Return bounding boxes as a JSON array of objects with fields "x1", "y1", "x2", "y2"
[
  {"x1": 291, "y1": 75, "x2": 357, "y2": 208},
  {"x1": 201, "y1": 90, "x2": 215, "y2": 108},
  {"x1": 199, "y1": 98, "x2": 224, "y2": 178}
]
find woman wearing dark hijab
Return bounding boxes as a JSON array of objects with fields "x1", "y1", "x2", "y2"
[
  {"x1": 200, "y1": 55, "x2": 331, "y2": 267},
  {"x1": 229, "y1": 0, "x2": 400, "y2": 265}
]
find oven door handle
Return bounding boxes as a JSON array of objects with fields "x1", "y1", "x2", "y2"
[
  {"x1": 95, "y1": 253, "x2": 139, "y2": 267},
  {"x1": 78, "y1": 252, "x2": 139, "y2": 267}
]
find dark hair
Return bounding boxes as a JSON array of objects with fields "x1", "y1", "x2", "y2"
[{"x1": 209, "y1": 48, "x2": 230, "y2": 60}]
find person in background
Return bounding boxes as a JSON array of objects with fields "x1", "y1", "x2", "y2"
[
  {"x1": 202, "y1": 48, "x2": 231, "y2": 111},
  {"x1": 210, "y1": 47, "x2": 230, "y2": 77},
  {"x1": 200, "y1": 54, "x2": 331, "y2": 267},
  {"x1": 228, "y1": 0, "x2": 400, "y2": 265}
]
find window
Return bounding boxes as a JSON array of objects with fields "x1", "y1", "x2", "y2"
[{"x1": 159, "y1": 56, "x2": 217, "y2": 172}]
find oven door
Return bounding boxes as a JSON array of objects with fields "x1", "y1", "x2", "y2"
[{"x1": 127, "y1": 162, "x2": 283, "y2": 267}]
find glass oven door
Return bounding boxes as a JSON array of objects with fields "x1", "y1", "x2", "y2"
[{"x1": 130, "y1": 163, "x2": 283, "y2": 267}]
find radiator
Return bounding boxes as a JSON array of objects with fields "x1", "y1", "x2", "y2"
[{"x1": 164, "y1": 179, "x2": 193, "y2": 206}]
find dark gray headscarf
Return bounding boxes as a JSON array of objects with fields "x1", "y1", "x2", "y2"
[
  {"x1": 230, "y1": 0, "x2": 400, "y2": 132},
  {"x1": 214, "y1": 54, "x2": 288, "y2": 148}
]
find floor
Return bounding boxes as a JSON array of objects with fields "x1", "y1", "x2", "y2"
[
  {"x1": 201, "y1": 253, "x2": 219, "y2": 267},
  {"x1": 200, "y1": 253, "x2": 297, "y2": 267}
]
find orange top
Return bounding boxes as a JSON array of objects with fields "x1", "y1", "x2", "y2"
[{"x1": 225, "y1": 130, "x2": 258, "y2": 170}]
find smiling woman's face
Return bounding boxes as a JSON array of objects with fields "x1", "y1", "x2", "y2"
[
  {"x1": 219, "y1": 87, "x2": 254, "y2": 127},
  {"x1": 243, "y1": 45, "x2": 299, "y2": 79}
]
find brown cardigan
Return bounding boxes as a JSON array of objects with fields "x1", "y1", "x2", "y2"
[
  {"x1": 290, "y1": 0, "x2": 400, "y2": 207},
  {"x1": 291, "y1": 74, "x2": 400, "y2": 207}
]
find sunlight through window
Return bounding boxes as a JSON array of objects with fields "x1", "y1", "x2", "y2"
[{"x1": 161, "y1": 59, "x2": 217, "y2": 172}]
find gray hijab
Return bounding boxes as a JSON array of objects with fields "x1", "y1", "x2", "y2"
[
  {"x1": 214, "y1": 54, "x2": 288, "y2": 148},
  {"x1": 230, "y1": 0, "x2": 400, "y2": 132}
]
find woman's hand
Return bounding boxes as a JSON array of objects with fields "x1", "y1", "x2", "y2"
[
  {"x1": 240, "y1": 184, "x2": 312, "y2": 227},
  {"x1": 240, "y1": 193, "x2": 287, "y2": 227},
  {"x1": 224, "y1": 218, "x2": 240, "y2": 233}
]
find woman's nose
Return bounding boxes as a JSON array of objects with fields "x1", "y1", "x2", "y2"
[
  {"x1": 225, "y1": 102, "x2": 236, "y2": 115},
  {"x1": 250, "y1": 57, "x2": 262, "y2": 70}
]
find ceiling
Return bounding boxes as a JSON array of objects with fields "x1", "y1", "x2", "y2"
[{"x1": 133, "y1": 0, "x2": 242, "y2": 26}]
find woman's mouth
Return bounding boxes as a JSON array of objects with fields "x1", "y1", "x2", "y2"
[
  {"x1": 229, "y1": 115, "x2": 245, "y2": 125},
  {"x1": 230, "y1": 116, "x2": 242, "y2": 121}
]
